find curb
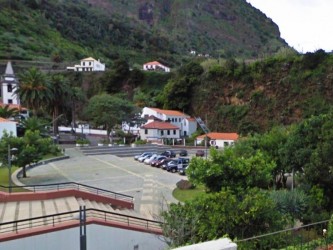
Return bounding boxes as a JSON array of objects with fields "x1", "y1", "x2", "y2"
[{"x1": 12, "y1": 155, "x2": 70, "y2": 187}]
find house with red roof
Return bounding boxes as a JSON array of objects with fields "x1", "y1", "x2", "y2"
[
  {"x1": 196, "y1": 132, "x2": 239, "y2": 148},
  {"x1": 140, "y1": 121, "x2": 180, "y2": 141},
  {"x1": 143, "y1": 61, "x2": 170, "y2": 72},
  {"x1": 141, "y1": 107, "x2": 197, "y2": 140}
]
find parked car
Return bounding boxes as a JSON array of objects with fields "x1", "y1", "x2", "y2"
[
  {"x1": 179, "y1": 150, "x2": 188, "y2": 156},
  {"x1": 134, "y1": 152, "x2": 150, "y2": 161},
  {"x1": 165, "y1": 159, "x2": 179, "y2": 173},
  {"x1": 161, "y1": 150, "x2": 176, "y2": 158},
  {"x1": 138, "y1": 152, "x2": 154, "y2": 162},
  {"x1": 158, "y1": 158, "x2": 173, "y2": 168},
  {"x1": 195, "y1": 150, "x2": 205, "y2": 157},
  {"x1": 150, "y1": 156, "x2": 167, "y2": 167},
  {"x1": 161, "y1": 158, "x2": 175, "y2": 170},
  {"x1": 144, "y1": 154, "x2": 158, "y2": 165},
  {"x1": 177, "y1": 158, "x2": 190, "y2": 175}
]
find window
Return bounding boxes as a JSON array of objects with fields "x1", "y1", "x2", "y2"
[
  {"x1": 8, "y1": 99, "x2": 13, "y2": 104},
  {"x1": 7, "y1": 84, "x2": 12, "y2": 92},
  {"x1": 161, "y1": 130, "x2": 164, "y2": 136},
  {"x1": 173, "y1": 130, "x2": 176, "y2": 135},
  {"x1": 171, "y1": 118, "x2": 174, "y2": 122},
  {"x1": 224, "y1": 142, "x2": 229, "y2": 147},
  {"x1": 167, "y1": 130, "x2": 170, "y2": 135},
  {"x1": 145, "y1": 129, "x2": 148, "y2": 134}
]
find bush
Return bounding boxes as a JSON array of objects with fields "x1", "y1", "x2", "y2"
[
  {"x1": 134, "y1": 139, "x2": 146, "y2": 145},
  {"x1": 76, "y1": 138, "x2": 90, "y2": 145}
]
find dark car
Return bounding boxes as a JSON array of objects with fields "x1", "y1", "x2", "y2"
[
  {"x1": 161, "y1": 150, "x2": 176, "y2": 158},
  {"x1": 158, "y1": 158, "x2": 173, "y2": 168},
  {"x1": 195, "y1": 150, "x2": 205, "y2": 157},
  {"x1": 150, "y1": 156, "x2": 167, "y2": 167},
  {"x1": 161, "y1": 158, "x2": 175, "y2": 170},
  {"x1": 179, "y1": 150, "x2": 188, "y2": 156},
  {"x1": 165, "y1": 159, "x2": 178, "y2": 173}
]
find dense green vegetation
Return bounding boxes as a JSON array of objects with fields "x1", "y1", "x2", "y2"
[
  {"x1": 0, "y1": 0, "x2": 287, "y2": 65},
  {"x1": 162, "y1": 113, "x2": 333, "y2": 248}
]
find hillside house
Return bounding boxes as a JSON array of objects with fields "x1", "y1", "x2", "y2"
[
  {"x1": 196, "y1": 132, "x2": 239, "y2": 148},
  {"x1": 67, "y1": 57, "x2": 105, "y2": 72},
  {"x1": 140, "y1": 107, "x2": 197, "y2": 139},
  {"x1": 143, "y1": 61, "x2": 170, "y2": 72}
]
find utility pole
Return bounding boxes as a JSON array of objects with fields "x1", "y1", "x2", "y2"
[{"x1": 79, "y1": 206, "x2": 87, "y2": 250}]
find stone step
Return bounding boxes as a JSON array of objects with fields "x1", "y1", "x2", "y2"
[
  {"x1": 0, "y1": 197, "x2": 148, "y2": 234},
  {"x1": 65, "y1": 196, "x2": 80, "y2": 212},
  {"x1": 30, "y1": 200, "x2": 44, "y2": 227}
]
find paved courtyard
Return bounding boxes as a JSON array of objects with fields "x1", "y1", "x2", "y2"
[{"x1": 16, "y1": 147, "x2": 187, "y2": 219}]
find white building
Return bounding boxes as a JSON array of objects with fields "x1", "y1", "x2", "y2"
[
  {"x1": 140, "y1": 121, "x2": 180, "y2": 142},
  {"x1": 141, "y1": 107, "x2": 197, "y2": 137},
  {"x1": 196, "y1": 132, "x2": 239, "y2": 148},
  {"x1": 0, "y1": 117, "x2": 17, "y2": 138},
  {"x1": 1, "y1": 61, "x2": 20, "y2": 105},
  {"x1": 67, "y1": 57, "x2": 105, "y2": 72},
  {"x1": 143, "y1": 61, "x2": 170, "y2": 72}
]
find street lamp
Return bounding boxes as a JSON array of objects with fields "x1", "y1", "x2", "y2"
[{"x1": 8, "y1": 145, "x2": 18, "y2": 193}]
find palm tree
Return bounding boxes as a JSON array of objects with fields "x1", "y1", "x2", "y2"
[
  {"x1": 19, "y1": 116, "x2": 49, "y2": 135},
  {"x1": 16, "y1": 67, "x2": 51, "y2": 116},
  {"x1": 0, "y1": 104, "x2": 19, "y2": 119},
  {"x1": 48, "y1": 74, "x2": 71, "y2": 135}
]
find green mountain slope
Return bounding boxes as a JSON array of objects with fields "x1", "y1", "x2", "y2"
[{"x1": 0, "y1": 0, "x2": 287, "y2": 66}]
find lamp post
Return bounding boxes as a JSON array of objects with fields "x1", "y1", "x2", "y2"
[{"x1": 8, "y1": 145, "x2": 18, "y2": 193}]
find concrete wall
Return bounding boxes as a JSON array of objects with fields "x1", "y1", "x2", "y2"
[{"x1": 0, "y1": 224, "x2": 167, "y2": 250}]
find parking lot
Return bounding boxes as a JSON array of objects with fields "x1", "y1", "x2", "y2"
[{"x1": 16, "y1": 147, "x2": 189, "y2": 219}]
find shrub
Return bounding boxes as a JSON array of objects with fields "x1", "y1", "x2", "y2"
[{"x1": 76, "y1": 138, "x2": 90, "y2": 145}]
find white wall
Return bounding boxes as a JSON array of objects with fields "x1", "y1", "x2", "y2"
[
  {"x1": 0, "y1": 122, "x2": 17, "y2": 138},
  {"x1": 140, "y1": 128, "x2": 180, "y2": 141},
  {"x1": 172, "y1": 238, "x2": 237, "y2": 250},
  {"x1": 0, "y1": 224, "x2": 167, "y2": 250}
]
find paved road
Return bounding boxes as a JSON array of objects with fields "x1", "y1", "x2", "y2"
[{"x1": 17, "y1": 147, "x2": 187, "y2": 219}]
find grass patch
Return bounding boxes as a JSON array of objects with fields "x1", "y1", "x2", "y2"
[
  {"x1": 172, "y1": 184, "x2": 206, "y2": 202},
  {"x1": 0, "y1": 166, "x2": 28, "y2": 192}
]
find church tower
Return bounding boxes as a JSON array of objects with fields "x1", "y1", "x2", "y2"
[{"x1": 1, "y1": 61, "x2": 20, "y2": 105}]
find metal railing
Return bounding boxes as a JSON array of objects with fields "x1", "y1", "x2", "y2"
[
  {"x1": 235, "y1": 220, "x2": 331, "y2": 250},
  {"x1": 0, "y1": 182, "x2": 134, "y2": 203},
  {"x1": 0, "y1": 208, "x2": 162, "y2": 235}
]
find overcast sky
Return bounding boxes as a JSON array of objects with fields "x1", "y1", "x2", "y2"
[{"x1": 246, "y1": 0, "x2": 333, "y2": 53}]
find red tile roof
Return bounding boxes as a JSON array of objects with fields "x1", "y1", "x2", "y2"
[
  {"x1": 0, "y1": 103, "x2": 27, "y2": 110},
  {"x1": 197, "y1": 132, "x2": 239, "y2": 140},
  {"x1": 148, "y1": 107, "x2": 185, "y2": 116},
  {"x1": 142, "y1": 121, "x2": 179, "y2": 130},
  {"x1": 143, "y1": 61, "x2": 164, "y2": 66},
  {"x1": 0, "y1": 117, "x2": 15, "y2": 123},
  {"x1": 187, "y1": 117, "x2": 196, "y2": 122}
]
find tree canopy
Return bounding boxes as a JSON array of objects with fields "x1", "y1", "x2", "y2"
[{"x1": 84, "y1": 93, "x2": 134, "y2": 141}]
